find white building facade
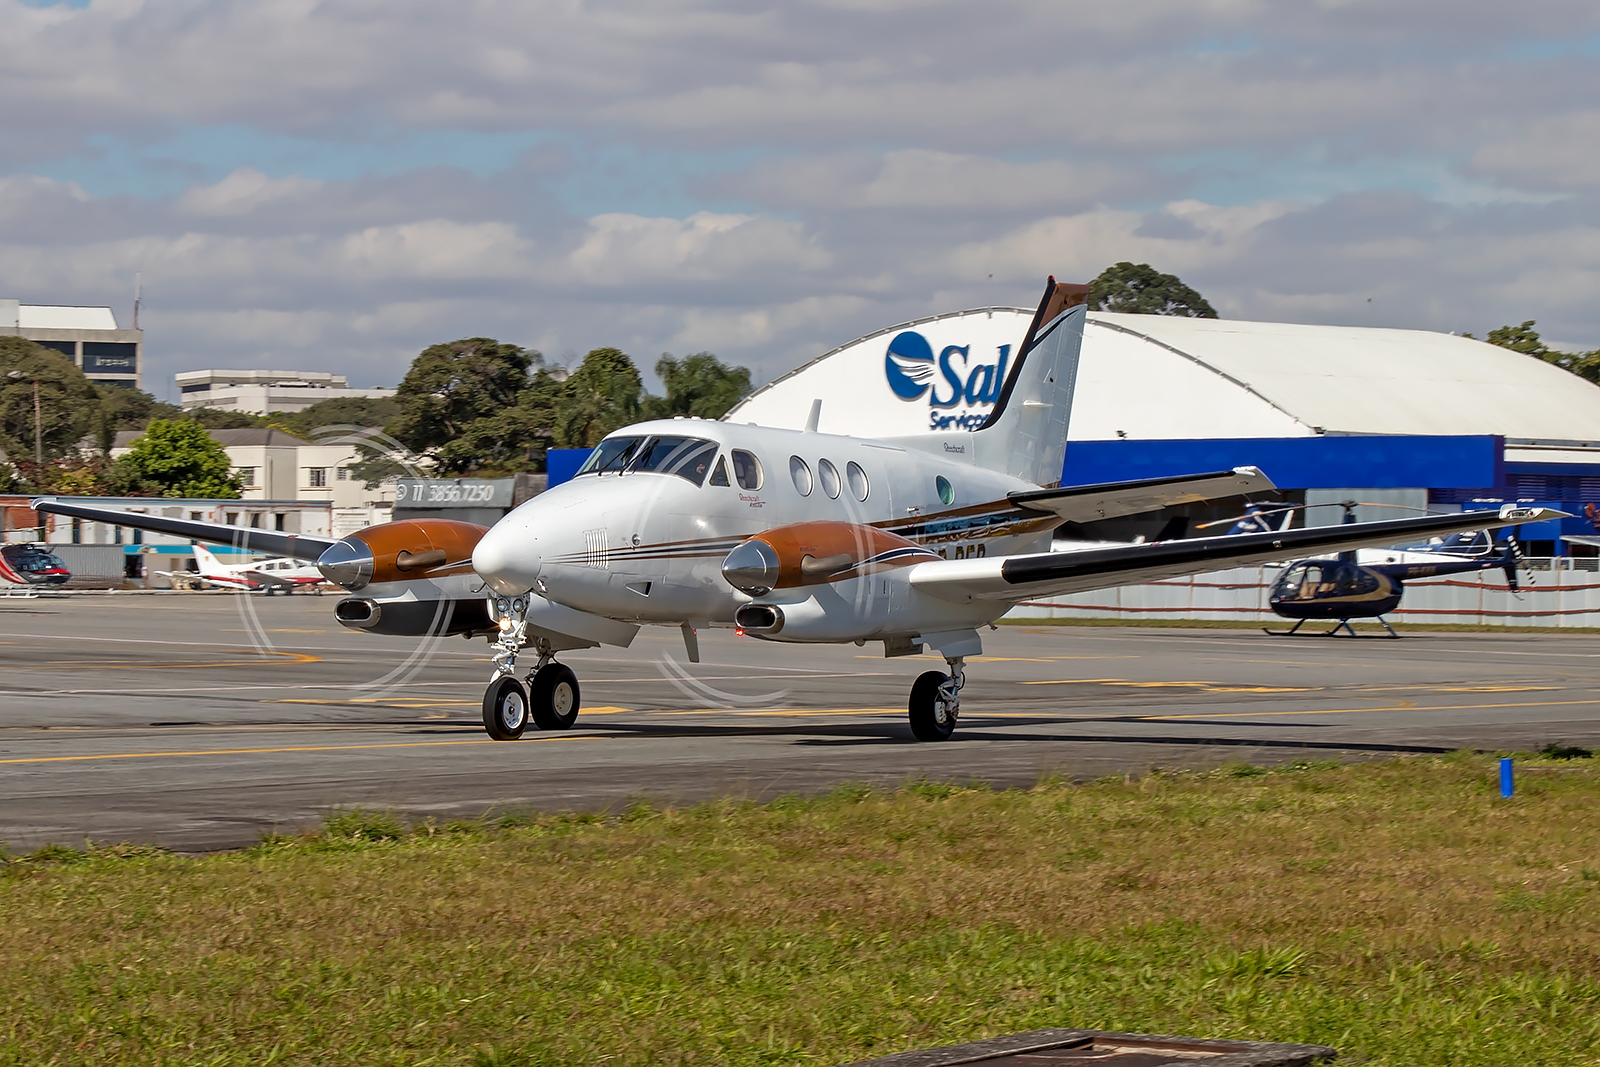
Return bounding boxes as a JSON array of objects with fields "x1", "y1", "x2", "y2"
[
  {"x1": 1, "y1": 300, "x2": 143, "y2": 390},
  {"x1": 175, "y1": 369, "x2": 395, "y2": 415},
  {"x1": 110, "y1": 427, "x2": 397, "y2": 518}
]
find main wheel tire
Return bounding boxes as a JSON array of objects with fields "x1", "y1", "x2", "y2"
[
  {"x1": 529, "y1": 664, "x2": 581, "y2": 730},
  {"x1": 483, "y1": 675, "x2": 530, "y2": 740},
  {"x1": 908, "y1": 669, "x2": 956, "y2": 742}
]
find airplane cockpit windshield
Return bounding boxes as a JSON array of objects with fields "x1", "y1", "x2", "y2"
[
  {"x1": 576, "y1": 435, "x2": 719, "y2": 486},
  {"x1": 578, "y1": 436, "x2": 644, "y2": 476},
  {"x1": 627, "y1": 437, "x2": 719, "y2": 485}
]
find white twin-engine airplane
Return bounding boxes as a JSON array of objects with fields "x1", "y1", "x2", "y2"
[{"x1": 34, "y1": 279, "x2": 1561, "y2": 742}]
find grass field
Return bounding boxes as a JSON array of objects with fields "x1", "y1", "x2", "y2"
[{"x1": 4, "y1": 754, "x2": 1600, "y2": 1066}]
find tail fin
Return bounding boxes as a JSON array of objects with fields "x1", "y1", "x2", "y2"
[
  {"x1": 1503, "y1": 531, "x2": 1527, "y2": 595},
  {"x1": 192, "y1": 544, "x2": 223, "y2": 576},
  {"x1": 972, "y1": 277, "x2": 1090, "y2": 487}
]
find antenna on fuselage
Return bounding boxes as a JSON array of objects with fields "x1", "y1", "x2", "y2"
[{"x1": 804, "y1": 398, "x2": 822, "y2": 433}]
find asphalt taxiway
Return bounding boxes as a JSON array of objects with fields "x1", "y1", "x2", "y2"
[{"x1": 2, "y1": 593, "x2": 1598, "y2": 852}]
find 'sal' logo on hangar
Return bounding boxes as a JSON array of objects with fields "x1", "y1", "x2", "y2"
[{"x1": 884, "y1": 330, "x2": 1012, "y2": 430}]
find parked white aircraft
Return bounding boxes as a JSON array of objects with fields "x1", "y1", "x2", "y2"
[
  {"x1": 168, "y1": 544, "x2": 327, "y2": 594},
  {"x1": 33, "y1": 279, "x2": 1563, "y2": 741}
]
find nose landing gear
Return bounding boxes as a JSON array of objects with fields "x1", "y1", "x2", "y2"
[
  {"x1": 482, "y1": 595, "x2": 583, "y2": 740},
  {"x1": 908, "y1": 655, "x2": 966, "y2": 742}
]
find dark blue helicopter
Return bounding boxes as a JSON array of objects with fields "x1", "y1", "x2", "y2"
[{"x1": 1209, "y1": 502, "x2": 1525, "y2": 637}]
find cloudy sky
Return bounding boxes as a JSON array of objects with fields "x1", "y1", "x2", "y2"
[{"x1": 5, "y1": 0, "x2": 1600, "y2": 394}]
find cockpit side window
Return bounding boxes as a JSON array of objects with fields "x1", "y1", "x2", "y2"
[
  {"x1": 626, "y1": 436, "x2": 720, "y2": 486},
  {"x1": 709, "y1": 456, "x2": 731, "y2": 486},
  {"x1": 731, "y1": 450, "x2": 763, "y2": 491},
  {"x1": 578, "y1": 436, "x2": 645, "y2": 476}
]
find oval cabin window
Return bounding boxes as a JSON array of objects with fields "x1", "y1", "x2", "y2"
[
  {"x1": 846, "y1": 461, "x2": 869, "y2": 501},
  {"x1": 789, "y1": 456, "x2": 813, "y2": 496},
  {"x1": 818, "y1": 459, "x2": 841, "y2": 499}
]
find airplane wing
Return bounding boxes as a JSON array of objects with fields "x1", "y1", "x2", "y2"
[
  {"x1": 1008, "y1": 467, "x2": 1275, "y2": 524},
  {"x1": 32, "y1": 498, "x2": 336, "y2": 563},
  {"x1": 239, "y1": 569, "x2": 299, "y2": 590},
  {"x1": 910, "y1": 505, "x2": 1565, "y2": 603}
]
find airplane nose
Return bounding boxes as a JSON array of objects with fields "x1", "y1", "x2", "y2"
[
  {"x1": 722, "y1": 539, "x2": 781, "y2": 597},
  {"x1": 473, "y1": 519, "x2": 540, "y2": 595}
]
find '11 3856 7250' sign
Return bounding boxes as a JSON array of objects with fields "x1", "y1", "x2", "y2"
[{"x1": 394, "y1": 478, "x2": 512, "y2": 508}]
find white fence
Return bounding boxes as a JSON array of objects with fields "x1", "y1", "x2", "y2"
[{"x1": 1007, "y1": 562, "x2": 1600, "y2": 628}]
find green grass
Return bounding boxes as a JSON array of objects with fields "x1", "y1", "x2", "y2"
[{"x1": 5, "y1": 756, "x2": 1600, "y2": 1065}]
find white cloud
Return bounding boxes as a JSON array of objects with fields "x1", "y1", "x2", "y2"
[
  {"x1": 1471, "y1": 113, "x2": 1600, "y2": 191},
  {"x1": 565, "y1": 212, "x2": 831, "y2": 285},
  {"x1": 6, "y1": 0, "x2": 1600, "y2": 394},
  {"x1": 731, "y1": 150, "x2": 1141, "y2": 211},
  {"x1": 177, "y1": 169, "x2": 322, "y2": 216}
]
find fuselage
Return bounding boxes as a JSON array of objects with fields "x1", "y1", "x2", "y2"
[
  {"x1": 472, "y1": 418, "x2": 1057, "y2": 632},
  {"x1": 1268, "y1": 548, "x2": 1512, "y2": 620},
  {"x1": 0, "y1": 544, "x2": 70, "y2": 587}
]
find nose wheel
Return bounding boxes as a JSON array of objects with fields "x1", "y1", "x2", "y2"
[
  {"x1": 483, "y1": 675, "x2": 530, "y2": 740},
  {"x1": 528, "y1": 663, "x2": 580, "y2": 730},
  {"x1": 482, "y1": 595, "x2": 583, "y2": 739},
  {"x1": 908, "y1": 656, "x2": 965, "y2": 742}
]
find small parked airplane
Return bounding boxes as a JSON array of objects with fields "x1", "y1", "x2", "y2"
[
  {"x1": 166, "y1": 544, "x2": 327, "y2": 595},
  {"x1": 33, "y1": 278, "x2": 1564, "y2": 740}
]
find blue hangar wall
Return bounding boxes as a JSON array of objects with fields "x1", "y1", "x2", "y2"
[{"x1": 1064, "y1": 434, "x2": 1600, "y2": 550}]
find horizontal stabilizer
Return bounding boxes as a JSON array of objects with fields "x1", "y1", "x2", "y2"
[
  {"x1": 911, "y1": 505, "x2": 1568, "y2": 604},
  {"x1": 32, "y1": 497, "x2": 335, "y2": 562},
  {"x1": 1009, "y1": 467, "x2": 1275, "y2": 524}
]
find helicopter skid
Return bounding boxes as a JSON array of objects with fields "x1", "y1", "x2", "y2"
[{"x1": 1264, "y1": 616, "x2": 1400, "y2": 638}]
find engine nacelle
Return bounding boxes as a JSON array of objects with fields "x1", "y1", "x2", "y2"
[
  {"x1": 721, "y1": 521, "x2": 937, "y2": 597},
  {"x1": 317, "y1": 518, "x2": 487, "y2": 591}
]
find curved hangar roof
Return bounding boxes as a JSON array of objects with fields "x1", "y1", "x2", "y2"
[{"x1": 726, "y1": 308, "x2": 1600, "y2": 448}]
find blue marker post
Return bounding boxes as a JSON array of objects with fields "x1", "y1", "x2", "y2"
[{"x1": 1500, "y1": 757, "x2": 1515, "y2": 798}]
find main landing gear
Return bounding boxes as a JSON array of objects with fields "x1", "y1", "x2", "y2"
[
  {"x1": 481, "y1": 596, "x2": 583, "y2": 741},
  {"x1": 908, "y1": 655, "x2": 966, "y2": 742}
]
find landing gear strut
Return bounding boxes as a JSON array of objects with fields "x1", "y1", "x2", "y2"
[
  {"x1": 908, "y1": 655, "x2": 965, "y2": 742},
  {"x1": 482, "y1": 595, "x2": 583, "y2": 740}
]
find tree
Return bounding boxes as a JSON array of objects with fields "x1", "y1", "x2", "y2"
[
  {"x1": 270, "y1": 395, "x2": 401, "y2": 438},
  {"x1": 1484, "y1": 320, "x2": 1600, "y2": 385},
  {"x1": 554, "y1": 347, "x2": 644, "y2": 448},
  {"x1": 1485, "y1": 320, "x2": 1549, "y2": 357},
  {"x1": 188, "y1": 407, "x2": 266, "y2": 430},
  {"x1": 645, "y1": 352, "x2": 752, "y2": 420},
  {"x1": 0, "y1": 337, "x2": 103, "y2": 462},
  {"x1": 111, "y1": 419, "x2": 243, "y2": 498},
  {"x1": 1088, "y1": 262, "x2": 1218, "y2": 318},
  {"x1": 389, "y1": 338, "x2": 537, "y2": 457}
]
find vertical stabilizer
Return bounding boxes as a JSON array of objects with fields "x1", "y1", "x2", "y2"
[
  {"x1": 972, "y1": 277, "x2": 1089, "y2": 487},
  {"x1": 192, "y1": 544, "x2": 224, "y2": 577}
]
